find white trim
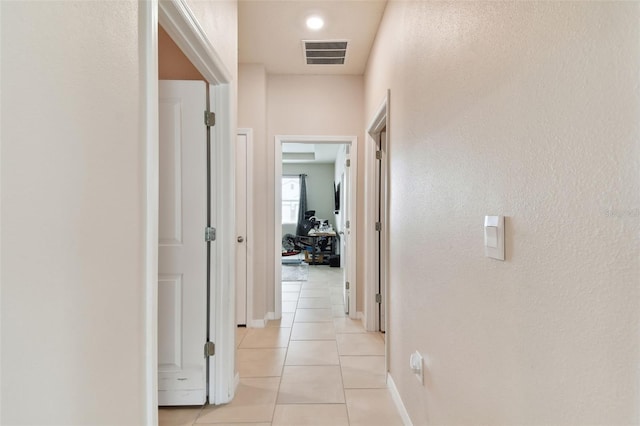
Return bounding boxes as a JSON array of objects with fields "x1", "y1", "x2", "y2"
[
  {"x1": 355, "y1": 311, "x2": 364, "y2": 320},
  {"x1": 158, "y1": 0, "x2": 231, "y2": 85},
  {"x1": 387, "y1": 373, "x2": 413, "y2": 426},
  {"x1": 237, "y1": 129, "x2": 254, "y2": 327},
  {"x1": 234, "y1": 372, "x2": 240, "y2": 393},
  {"x1": 274, "y1": 135, "x2": 358, "y2": 320},
  {"x1": 274, "y1": 141, "x2": 282, "y2": 318},
  {"x1": 365, "y1": 93, "x2": 390, "y2": 333},
  {"x1": 140, "y1": 1, "x2": 159, "y2": 424},
  {"x1": 211, "y1": 83, "x2": 235, "y2": 404},
  {"x1": 249, "y1": 319, "x2": 266, "y2": 328},
  {"x1": 148, "y1": 0, "x2": 235, "y2": 410},
  {"x1": 368, "y1": 99, "x2": 387, "y2": 136},
  {"x1": 249, "y1": 312, "x2": 272, "y2": 328}
]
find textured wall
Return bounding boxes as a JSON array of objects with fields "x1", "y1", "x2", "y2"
[
  {"x1": 1, "y1": 1, "x2": 145, "y2": 424},
  {"x1": 186, "y1": 0, "x2": 238, "y2": 83},
  {"x1": 365, "y1": 2, "x2": 640, "y2": 424}
]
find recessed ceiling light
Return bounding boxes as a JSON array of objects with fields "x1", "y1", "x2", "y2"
[{"x1": 306, "y1": 16, "x2": 324, "y2": 31}]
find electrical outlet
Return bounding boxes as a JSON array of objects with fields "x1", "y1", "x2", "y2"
[{"x1": 409, "y1": 351, "x2": 423, "y2": 384}]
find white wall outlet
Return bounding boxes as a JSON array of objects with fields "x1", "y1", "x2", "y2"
[{"x1": 409, "y1": 351, "x2": 423, "y2": 384}]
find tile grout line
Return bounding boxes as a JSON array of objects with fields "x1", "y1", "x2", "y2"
[{"x1": 271, "y1": 281, "x2": 297, "y2": 424}]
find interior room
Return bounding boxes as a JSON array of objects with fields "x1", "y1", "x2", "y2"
[{"x1": 281, "y1": 143, "x2": 343, "y2": 267}]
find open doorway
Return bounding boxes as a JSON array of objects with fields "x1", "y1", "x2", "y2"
[
  {"x1": 274, "y1": 136, "x2": 358, "y2": 321},
  {"x1": 365, "y1": 93, "x2": 390, "y2": 371},
  {"x1": 148, "y1": 0, "x2": 236, "y2": 415}
]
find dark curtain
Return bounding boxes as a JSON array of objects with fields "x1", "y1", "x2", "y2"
[{"x1": 296, "y1": 174, "x2": 308, "y2": 236}]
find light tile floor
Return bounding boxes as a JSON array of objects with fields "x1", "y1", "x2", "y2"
[{"x1": 159, "y1": 265, "x2": 403, "y2": 426}]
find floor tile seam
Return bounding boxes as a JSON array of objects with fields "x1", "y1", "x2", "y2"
[
  {"x1": 289, "y1": 338, "x2": 337, "y2": 342},
  {"x1": 191, "y1": 401, "x2": 207, "y2": 424},
  {"x1": 339, "y1": 354, "x2": 385, "y2": 359},
  {"x1": 335, "y1": 347, "x2": 352, "y2": 426},
  {"x1": 284, "y1": 338, "x2": 340, "y2": 366},
  {"x1": 284, "y1": 362, "x2": 341, "y2": 367},
  {"x1": 271, "y1": 332, "x2": 291, "y2": 424},
  {"x1": 294, "y1": 307, "x2": 332, "y2": 310}
]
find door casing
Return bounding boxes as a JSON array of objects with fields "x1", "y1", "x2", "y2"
[
  {"x1": 273, "y1": 135, "x2": 358, "y2": 321},
  {"x1": 365, "y1": 92, "x2": 390, "y2": 336},
  {"x1": 141, "y1": 0, "x2": 236, "y2": 423}
]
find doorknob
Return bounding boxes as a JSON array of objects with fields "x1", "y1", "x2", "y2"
[{"x1": 237, "y1": 236, "x2": 244, "y2": 243}]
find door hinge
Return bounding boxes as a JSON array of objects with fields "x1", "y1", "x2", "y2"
[
  {"x1": 345, "y1": 281, "x2": 350, "y2": 290},
  {"x1": 204, "y1": 341, "x2": 215, "y2": 357},
  {"x1": 376, "y1": 293, "x2": 382, "y2": 304},
  {"x1": 205, "y1": 227, "x2": 216, "y2": 242},
  {"x1": 375, "y1": 222, "x2": 382, "y2": 232},
  {"x1": 345, "y1": 220, "x2": 350, "y2": 229},
  {"x1": 204, "y1": 111, "x2": 216, "y2": 127},
  {"x1": 376, "y1": 150, "x2": 382, "y2": 160},
  {"x1": 346, "y1": 159, "x2": 351, "y2": 167}
]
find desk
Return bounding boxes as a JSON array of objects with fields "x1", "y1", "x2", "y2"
[{"x1": 303, "y1": 232, "x2": 337, "y2": 265}]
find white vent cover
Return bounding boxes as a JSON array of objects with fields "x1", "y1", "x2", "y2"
[{"x1": 302, "y1": 40, "x2": 348, "y2": 65}]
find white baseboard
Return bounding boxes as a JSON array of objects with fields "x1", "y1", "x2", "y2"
[
  {"x1": 248, "y1": 319, "x2": 266, "y2": 328},
  {"x1": 356, "y1": 311, "x2": 364, "y2": 319},
  {"x1": 249, "y1": 312, "x2": 277, "y2": 328},
  {"x1": 387, "y1": 373, "x2": 413, "y2": 426},
  {"x1": 234, "y1": 372, "x2": 240, "y2": 392}
]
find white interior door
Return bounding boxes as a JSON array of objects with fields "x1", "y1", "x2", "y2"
[
  {"x1": 158, "y1": 80, "x2": 208, "y2": 406},
  {"x1": 235, "y1": 132, "x2": 248, "y2": 325}
]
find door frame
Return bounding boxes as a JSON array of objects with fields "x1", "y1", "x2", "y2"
[
  {"x1": 236, "y1": 128, "x2": 254, "y2": 326},
  {"x1": 141, "y1": 0, "x2": 236, "y2": 422},
  {"x1": 365, "y1": 92, "x2": 390, "y2": 334},
  {"x1": 274, "y1": 135, "x2": 358, "y2": 320}
]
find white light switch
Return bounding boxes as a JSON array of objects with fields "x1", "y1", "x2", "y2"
[
  {"x1": 484, "y1": 216, "x2": 505, "y2": 260},
  {"x1": 485, "y1": 226, "x2": 498, "y2": 248}
]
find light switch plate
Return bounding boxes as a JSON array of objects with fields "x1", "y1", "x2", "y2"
[{"x1": 484, "y1": 215, "x2": 505, "y2": 260}]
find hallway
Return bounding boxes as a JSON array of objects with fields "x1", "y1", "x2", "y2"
[{"x1": 159, "y1": 265, "x2": 403, "y2": 425}]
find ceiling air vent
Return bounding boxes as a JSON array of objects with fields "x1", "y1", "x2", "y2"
[{"x1": 303, "y1": 40, "x2": 348, "y2": 65}]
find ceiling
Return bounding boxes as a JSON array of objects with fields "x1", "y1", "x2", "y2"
[
  {"x1": 282, "y1": 142, "x2": 342, "y2": 163},
  {"x1": 239, "y1": 0, "x2": 388, "y2": 75}
]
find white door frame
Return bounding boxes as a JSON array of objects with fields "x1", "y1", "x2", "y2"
[
  {"x1": 365, "y1": 93, "x2": 390, "y2": 333},
  {"x1": 274, "y1": 135, "x2": 358, "y2": 320},
  {"x1": 236, "y1": 128, "x2": 254, "y2": 326},
  {"x1": 141, "y1": 0, "x2": 236, "y2": 422}
]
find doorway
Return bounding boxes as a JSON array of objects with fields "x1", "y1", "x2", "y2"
[
  {"x1": 143, "y1": 1, "x2": 236, "y2": 418},
  {"x1": 274, "y1": 136, "x2": 358, "y2": 321},
  {"x1": 366, "y1": 93, "x2": 389, "y2": 337},
  {"x1": 236, "y1": 129, "x2": 254, "y2": 326}
]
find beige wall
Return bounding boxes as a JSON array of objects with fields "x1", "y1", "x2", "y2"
[
  {"x1": 267, "y1": 75, "x2": 365, "y2": 314},
  {"x1": 238, "y1": 64, "x2": 268, "y2": 320},
  {"x1": 238, "y1": 71, "x2": 364, "y2": 320},
  {"x1": 1, "y1": 1, "x2": 238, "y2": 424},
  {"x1": 365, "y1": 2, "x2": 640, "y2": 424},
  {"x1": 186, "y1": 0, "x2": 238, "y2": 83},
  {"x1": 159, "y1": 25, "x2": 205, "y2": 80},
  {"x1": 1, "y1": 1, "x2": 145, "y2": 423}
]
